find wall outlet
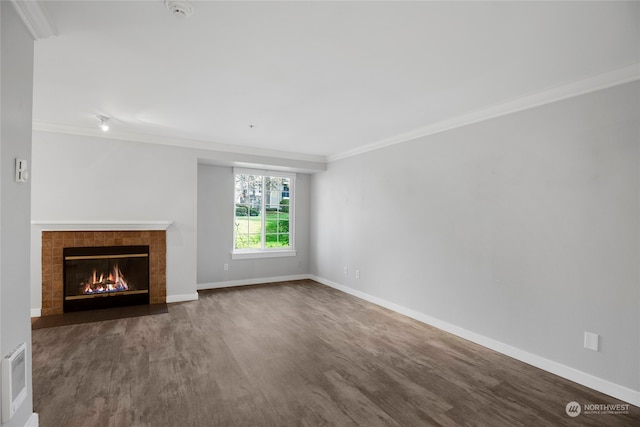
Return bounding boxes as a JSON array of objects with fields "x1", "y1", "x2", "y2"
[
  {"x1": 355, "y1": 270, "x2": 360, "y2": 279},
  {"x1": 223, "y1": 263, "x2": 229, "y2": 271},
  {"x1": 344, "y1": 266, "x2": 348, "y2": 276},
  {"x1": 584, "y1": 331, "x2": 599, "y2": 352}
]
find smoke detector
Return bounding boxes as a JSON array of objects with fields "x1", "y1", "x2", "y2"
[{"x1": 165, "y1": 1, "x2": 193, "y2": 18}]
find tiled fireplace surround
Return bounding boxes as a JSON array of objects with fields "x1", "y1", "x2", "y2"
[{"x1": 40, "y1": 230, "x2": 167, "y2": 316}]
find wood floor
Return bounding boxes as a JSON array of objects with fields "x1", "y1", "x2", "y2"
[{"x1": 32, "y1": 280, "x2": 639, "y2": 426}]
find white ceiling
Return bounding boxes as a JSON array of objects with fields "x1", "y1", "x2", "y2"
[{"x1": 32, "y1": 1, "x2": 639, "y2": 161}]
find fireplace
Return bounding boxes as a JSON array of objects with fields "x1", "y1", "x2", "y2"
[
  {"x1": 63, "y1": 245, "x2": 150, "y2": 312},
  {"x1": 38, "y1": 229, "x2": 167, "y2": 316}
]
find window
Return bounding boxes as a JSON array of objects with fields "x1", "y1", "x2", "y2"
[{"x1": 232, "y1": 168, "x2": 295, "y2": 259}]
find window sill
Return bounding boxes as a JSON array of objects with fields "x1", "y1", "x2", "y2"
[{"x1": 231, "y1": 250, "x2": 297, "y2": 260}]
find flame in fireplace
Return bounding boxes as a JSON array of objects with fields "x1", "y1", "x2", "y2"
[{"x1": 82, "y1": 264, "x2": 129, "y2": 294}]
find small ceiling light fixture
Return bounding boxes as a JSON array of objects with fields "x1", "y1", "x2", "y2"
[
  {"x1": 165, "y1": 0, "x2": 193, "y2": 18},
  {"x1": 96, "y1": 115, "x2": 110, "y2": 132}
]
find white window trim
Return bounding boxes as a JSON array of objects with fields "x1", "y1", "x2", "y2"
[
  {"x1": 231, "y1": 249, "x2": 297, "y2": 260},
  {"x1": 232, "y1": 168, "x2": 296, "y2": 259}
]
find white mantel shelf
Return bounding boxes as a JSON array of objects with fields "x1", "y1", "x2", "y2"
[{"x1": 31, "y1": 220, "x2": 173, "y2": 231}]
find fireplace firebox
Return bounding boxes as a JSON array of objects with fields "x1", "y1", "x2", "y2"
[{"x1": 63, "y1": 245, "x2": 150, "y2": 312}]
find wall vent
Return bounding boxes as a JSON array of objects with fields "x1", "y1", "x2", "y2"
[{"x1": 2, "y1": 342, "x2": 28, "y2": 422}]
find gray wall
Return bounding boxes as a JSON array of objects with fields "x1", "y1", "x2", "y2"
[
  {"x1": 197, "y1": 164, "x2": 310, "y2": 286},
  {"x1": 31, "y1": 134, "x2": 314, "y2": 308},
  {"x1": 310, "y1": 82, "x2": 640, "y2": 392},
  {"x1": 31, "y1": 131, "x2": 199, "y2": 302},
  {"x1": 1, "y1": 2, "x2": 35, "y2": 425}
]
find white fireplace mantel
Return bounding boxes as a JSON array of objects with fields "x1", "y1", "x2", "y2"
[{"x1": 31, "y1": 220, "x2": 173, "y2": 231}]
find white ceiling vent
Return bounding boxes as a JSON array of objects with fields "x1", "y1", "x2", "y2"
[{"x1": 165, "y1": 1, "x2": 193, "y2": 18}]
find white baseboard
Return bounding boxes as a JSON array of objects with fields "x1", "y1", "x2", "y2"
[
  {"x1": 25, "y1": 413, "x2": 39, "y2": 427},
  {"x1": 166, "y1": 293, "x2": 199, "y2": 303},
  {"x1": 197, "y1": 274, "x2": 310, "y2": 290},
  {"x1": 30, "y1": 308, "x2": 41, "y2": 318},
  {"x1": 310, "y1": 275, "x2": 640, "y2": 407}
]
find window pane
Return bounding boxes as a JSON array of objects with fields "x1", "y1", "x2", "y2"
[
  {"x1": 236, "y1": 174, "x2": 262, "y2": 203},
  {"x1": 265, "y1": 233, "x2": 289, "y2": 248},
  {"x1": 234, "y1": 216, "x2": 249, "y2": 249},
  {"x1": 265, "y1": 176, "x2": 289, "y2": 209},
  {"x1": 248, "y1": 215, "x2": 262, "y2": 234},
  {"x1": 247, "y1": 234, "x2": 261, "y2": 248},
  {"x1": 264, "y1": 176, "x2": 290, "y2": 248},
  {"x1": 265, "y1": 214, "x2": 289, "y2": 248},
  {"x1": 235, "y1": 174, "x2": 263, "y2": 250},
  {"x1": 277, "y1": 219, "x2": 289, "y2": 233}
]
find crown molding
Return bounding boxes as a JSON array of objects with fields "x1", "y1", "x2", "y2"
[
  {"x1": 10, "y1": 0, "x2": 57, "y2": 40},
  {"x1": 33, "y1": 63, "x2": 639, "y2": 167},
  {"x1": 32, "y1": 121, "x2": 327, "y2": 165},
  {"x1": 327, "y1": 63, "x2": 640, "y2": 163}
]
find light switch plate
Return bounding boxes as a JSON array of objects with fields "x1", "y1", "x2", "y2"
[
  {"x1": 15, "y1": 158, "x2": 28, "y2": 183},
  {"x1": 584, "y1": 331, "x2": 599, "y2": 352}
]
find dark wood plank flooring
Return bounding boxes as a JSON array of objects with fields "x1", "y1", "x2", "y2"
[
  {"x1": 32, "y1": 280, "x2": 639, "y2": 426},
  {"x1": 32, "y1": 304, "x2": 168, "y2": 329}
]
